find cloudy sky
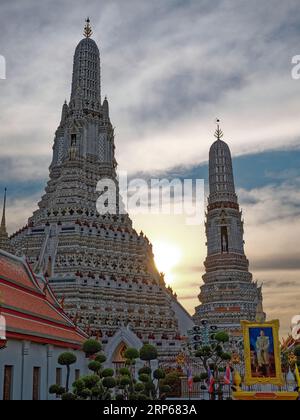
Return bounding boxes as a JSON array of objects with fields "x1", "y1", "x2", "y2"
[{"x1": 0, "y1": 0, "x2": 299, "y2": 336}]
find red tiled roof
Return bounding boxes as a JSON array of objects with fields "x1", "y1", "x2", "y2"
[
  {"x1": 0, "y1": 251, "x2": 87, "y2": 349},
  {"x1": 4, "y1": 313, "x2": 85, "y2": 348},
  {"x1": 0, "y1": 254, "x2": 38, "y2": 292},
  {"x1": 1, "y1": 283, "x2": 69, "y2": 324}
]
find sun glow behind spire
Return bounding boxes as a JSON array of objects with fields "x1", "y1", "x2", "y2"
[{"x1": 153, "y1": 241, "x2": 182, "y2": 285}]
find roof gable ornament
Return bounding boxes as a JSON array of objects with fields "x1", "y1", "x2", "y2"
[
  {"x1": 214, "y1": 118, "x2": 224, "y2": 140},
  {"x1": 84, "y1": 17, "x2": 93, "y2": 38}
]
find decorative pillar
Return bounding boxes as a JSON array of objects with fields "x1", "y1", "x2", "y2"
[
  {"x1": 21, "y1": 341, "x2": 30, "y2": 400},
  {"x1": 46, "y1": 345, "x2": 54, "y2": 400}
]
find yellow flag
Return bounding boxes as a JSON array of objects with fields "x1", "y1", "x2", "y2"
[{"x1": 295, "y1": 364, "x2": 300, "y2": 387}]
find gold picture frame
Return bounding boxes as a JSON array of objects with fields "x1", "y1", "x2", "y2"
[{"x1": 241, "y1": 320, "x2": 284, "y2": 386}]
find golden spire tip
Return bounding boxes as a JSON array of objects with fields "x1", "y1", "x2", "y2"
[
  {"x1": 84, "y1": 17, "x2": 93, "y2": 38},
  {"x1": 214, "y1": 117, "x2": 224, "y2": 140}
]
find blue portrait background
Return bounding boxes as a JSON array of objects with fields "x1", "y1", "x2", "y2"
[{"x1": 249, "y1": 327, "x2": 274, "y2": 354}]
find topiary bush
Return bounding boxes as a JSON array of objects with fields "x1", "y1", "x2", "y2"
[
  {"x1": 139, "y1": 373, "x2": 151, "y2": 383},
  {"x1": 57, "y1": 352, "x2": 77, "y2": 392},
  {"x1": 138, "y1": 366, "x2": 152, "y2": 375},
  {"x1": 119, "y1": 376, "x2": 131, "y2": 387},
  {"x1": 88, "y1": 361, "x2": 101, "y2": 373},
  {"x1": 159, "y1": 384, "x2": 171, "y2": 394},
  {"x1": 61, "y1": 392, "x2": 77, "y2": 400},
  {"x1": 79, "y1": 388, "x2": 92, "y2": 399},
  {"x1": 58, "y1": 352, "x2": 77, "y2": 366},
  {"x1": 95, "y1": 353, "x2": 106, "y2": 364},
  {"x1": 214, "y1": 332, "x2": 229, "y2": 343},
  {"x1": 134, "y1": 383, "x2": 145, "y2": 392},
  {"x1": 102, "y1": 368, "x2": 114, "y2": 378},
  {"x1": 82, "y1": 339, "x2": 102, "y2": 357},
  {"x1": 82, "y1": 375, "x2": 100, "y2": 388},
  {"x1": 119, "y1": 367, "x2": 131, "y2": 376},
  {"x1": 72, "y1": 379, "x2": 85, "y2": 393},
  {"x1": 124, "y1": 348, "x2": 139, "y2": 360},
  {"x1": 49, "y1": 384, "x2": 65, "y2": 396},
  {"x1": 153, "y1": 368, "x2": 165, "y2": 380},
  {"x1": 102, "y1": 377, "x2": 116, "y2": 389},
  {"x1": 140, "y1": 344, "x2": 158, "y2": 362}
]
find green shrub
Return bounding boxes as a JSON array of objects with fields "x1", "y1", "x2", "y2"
[
  {"x1": 159, "y1": 384, "x2": 171, "y2": 393},
  {"x1": 120, "y1": 376, "x2": 131, "y2": 387},
  {"x1": 95, "y1": 353, "x2": 106, "y2": 364},
  {"x1": 144, "y1": 381, "x2": 155, "y2": 393},
  {"x1": 139, "y1": 373, "x2": 150, "y2": 383},
  {"x1": 119, "y1": 367, "x2": 131, "y2": 376},
  {"x1": 72, "y1": 379, "x2": 85, "y2": 392},
  {"x1": 138, "y1": 366, "x2": 152, "y2": 375},
  {"x1": 82, "y1": 375, "x2": 100, "y2": 388},
  {"x1": 88, "y1": 361, "x2": 101, "y2": 372},
  {"x1": 102, "y1": 368, "x2": 114, "y2": 378},
  {"x1": 58, "y1": 352, "x2": 77, "y2": 366},
  {"x1": 61, "y1": 392, "x2": 76, "y2": 400},
  {"x1": 124, "y1": 348, "x2": 139, "y2": 360},
  {"x1": 137, "y1": 393, "x2": 150, "y2": 400},
  {"x1": 153, "y1": 368, "x2": 165, "y2": 380},
  {"x1": 82, "y1": 339, "x2": 102, "y2": 356},
  {"x1": 215, "y1": 332, "x2": 229, "y2": 343},
  {"x1": 79, "y1": 388, "x2": 92, "y2": 399},
  {"x1": 91, "y1": 386, "x2": 101, "y2": 397},
  {"x1": 102, "y1": 377, "x2": 116, "y2": 389},
  {"x1": 49, "y1": 384, "x2": 63, "y2": 395},
  {"x1": 221, "y1": 352, "x2": 232, "y2": 361},
  {"x1": 134, "y1": 383, "x2": 145, "y2": 392},
  {"x1": 140, "y1": 344, "x2": 158, "y2": 361}
]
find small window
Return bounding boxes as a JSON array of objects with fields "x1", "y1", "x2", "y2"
[
  {"x1": 32, "y1": 367, "x2": 41, "y2": 401},
  {"x1": 56, "y1": 368, "x2": 62, "y2": 386},
  {"x1": 71, "y1": 134, "x2": 77, "y2": 146},
  {"x1": 75, "y1": 369, "x2": 80, "y2": 381},
  {"x1": 3, "y1": 365, "x2": 13, "y2": 400}
]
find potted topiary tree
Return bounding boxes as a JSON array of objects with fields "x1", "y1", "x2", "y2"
[
  {"x1": 194, "y1": 331, "x2": 232, "y2": 400},
  {"x1": 57, "y1": 352, "x2": 77, "y2": 392}
]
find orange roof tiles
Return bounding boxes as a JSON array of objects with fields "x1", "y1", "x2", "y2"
[
  {"x1": 0, "y1": 254, "x2": 38, "y2": 292},
  {"x1": 0, "y1": 250, "x2": 87, "y2": 349}
]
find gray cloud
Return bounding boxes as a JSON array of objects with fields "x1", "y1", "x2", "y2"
[
  {"x1": 252, "y1": 256, "x2": 300, "y2": 271},
  {"x1": 1, "y1": 0, "x2": 300, "y2": 337},
  {"x1": 1, "y1": 0, "x2": 300, "y2": 176}
]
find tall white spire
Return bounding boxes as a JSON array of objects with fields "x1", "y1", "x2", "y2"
[
  {"x1": 0, "y1": 188, "x2": 7, "y2": 231},
  {"x1": 208, "y1": 120, "x2": 237, "y2": 205},
  {"x1": 194, "y1": 124, "x2": 265, "y2": 331},
  {"x1": 71, "y1": 19, "x2": 101, "y2": 107},
  {"x1": 0, "y1": 188, "x2": 13, "y2": 253}
]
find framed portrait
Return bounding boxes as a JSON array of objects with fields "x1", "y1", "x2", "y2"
[{"x1": 241, "y1": 320, "x2": 283, "y2": 386}]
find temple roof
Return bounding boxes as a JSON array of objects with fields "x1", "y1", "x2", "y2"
[{"x1": 0, "y1": 250, "x2": 87, "y2": 348}]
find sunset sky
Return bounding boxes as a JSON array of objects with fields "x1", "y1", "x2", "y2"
[{"x1": 0, "y1": 0, "x2": 300, "y2": 336}]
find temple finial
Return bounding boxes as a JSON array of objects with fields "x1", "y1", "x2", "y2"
[
  {"x1": 214, "y1": 118, "x2": 224, "y2": 140},
  {"x1": 84, "y1": 17, "x2": 93, "y2": 38},
  {"x1": 0, "y1": 187, "x2": 13, "y2": 254},
  {"x1": 1, "y1": 188, "x2": 7, "y2": 230}
]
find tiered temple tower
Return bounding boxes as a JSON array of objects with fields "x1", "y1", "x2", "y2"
[
  {"x1": 11, "y1": 20, "x2": 193, "y2": 362},
  {"x1": 194, "y1": 123, "x2": 265, "y2": 333}
]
